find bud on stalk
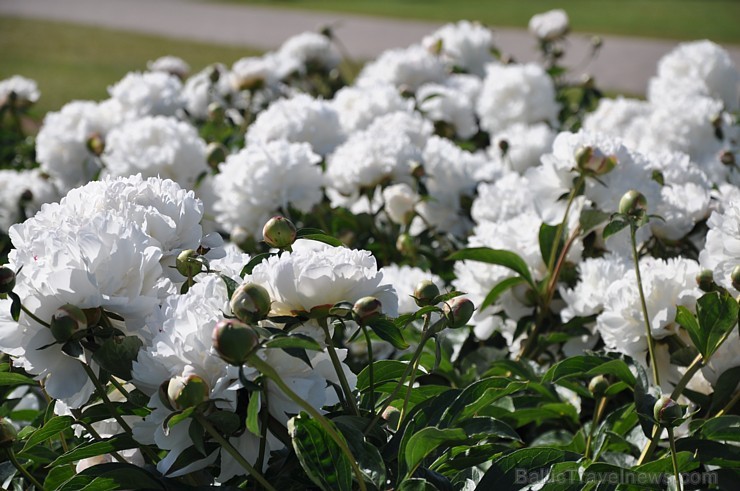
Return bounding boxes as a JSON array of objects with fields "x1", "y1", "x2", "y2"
[
  {"x1": 262, "y1": 216, "x2": 297, "y2": 249},
  {"x1": 212, "y1": 319, "x2": 260, "y2": 366},
  {"x1": 230, "y1": 283, "x2": 272, "y2": 324},
  {"x1": 443, "y1": 297, "x2": 475, "y2": 328}
]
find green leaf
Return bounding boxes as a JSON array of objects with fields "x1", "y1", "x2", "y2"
[
  {"x1": 0, "y1": 371, "x2": 36, "y2": 387},
  {"x1": 219, "y1": 273, "x2": 239, "y2": 299},
  {"x1": 289, "y1": 412, "x2": 353, "y2": 491},
  {"x1": 300, "y1": 233, "x2": 344, "y2": 247},
  {"x1": 475, "y1": 448, "x2": 581, "y2": 490},
  {"x1": 584, "y1": 359, "x2": 636, "y2": 387},
  {"x1": 634, "y1": 451, "x2": 698, "y2": 474},
  {"x1": 264, "y1": 333, "x2": 323, "y2": 351},
  {"x1": 697, "y1": 290, "x2": 739, "y2": 358},
  {"x1": 189, "y1": 417, "x2": 207, "y2": 456},
  {"x1": 602, "y1": 219, "x2": 628, "y2": 239},
  {"x1": 398, "y1": 479, "x2": 439, "y2": 491},
  {"x1": 457, "y1": 417, "x2": 521, "y2": 442},
  {"x1": 580, "y1": 209, "x2": 610, "y2": 235},
  {"x1": 240, "y1": 252, "x2": 273, "y2": 277},
  {"x1": 708, "y1": 366, "x2": 740, "y2": 414},
  {"x1": 44, "y1": 464, "x2": 76, "y2": 491},
  {"x1": 675, "y1": 306, "x2": 703, "y2": 356},
  {"x1": 544, "y1": 355, "x2": 635, "y2": 387},
  {"x1": 539, "y1": 223, "x2": 562, "y2": 269},
  {"x1": 246, "y1": 392, "x2": 261, "y2": 436},
  {"x1": 91, "y1": 336, "x2": 143, "y2": 380},
  {"x1": 335, "y1": 417, "x2": 387, "y2": 490},
  {"x1": 367, "y1": 316, "x2": 409, "y2": 349},
  {"x1": 441, "y1": 378, "x2": 526, "y2": 425},
  {"x1": 404, "y1": 427, "x2": 467, "y2": 478},
  {"x1": 49, "y1": 434, "x2": 140, "y2": 468},
  {"x1": 60, "y1": 462, "x2": 165, "y2": 491},
  {"x1": 9, "y1": 291, "x2": 21, "y2": 321},
  {"x1": 697, "y1": 416, "x2": 740, "y2": 442},
  {"x1": 207, "y1": 410, "x2": 240, "y2": 436},
  {"x1": 357, "y1": 360, "x2": 416, "y2": 391},
  {"x1": 480, "y1": 277, "x2": 526, "y2": 312},
  {"x1": 448, "y1": 248, "x2": 535, "y2": 289},
  {"x1": 582, "y1": 463, "x2": 662, "y2": 490},
  {"x1": 18, "y1": 415, "x2": 73, "y2": 455}
]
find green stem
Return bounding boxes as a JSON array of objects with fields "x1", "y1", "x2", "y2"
[
  {"x1": 194, "y1": 413, "x2": 276, "y2": 491},
  {"x1": 398, "y1": 314, "x2": 432, "y2": 427},
  {"x1": 108, "y1": 377, "x2": 130, "y2": 399},
  {"x1": 667, "y1": 427, "x2": 683, "y2": 491},
  {"x1": 546, "y1": 175, "x2": 584, "y2": 274},
  {"x1": 584, "y1": 396, "x2": 607, "y2": 460},
  {"x1": 70, "y1": 410, "x2": 128, "y2": 464},
  {"x1": 629, "y1": 222, "x2": 660, "y2": 386},
  {"x1": 256, "y1": 385, "x2": 269, "y2": 473},
  {"x1": 365, "y1": 330, "x2": 432, "y2": 434},
  {"x1": 716, "y1": 389, "x2": 740, "y2": 417},
  {"x1": 20, "y1": 303, "x2": 49, "y2": 328},
  {"x1": 360, "y1": 324, "x2": 376, "y2": 417},
  {"x1": 247, "y1": 356, "x2": 367, "y2": 491},
  {"x1": 319, "y1": 319, "x2": 359, "y2": 416},
  {"x1": 4, "y1": 447, "x2": 44, "y2": 489}
]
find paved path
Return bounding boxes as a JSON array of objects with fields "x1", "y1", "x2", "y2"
[{"x1": 2, "y1": 0, "x2": 739, "y2": 95}]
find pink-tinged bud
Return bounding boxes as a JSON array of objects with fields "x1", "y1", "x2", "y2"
[
  {"x1": 443, "y1": 297, "x2": 475, "y2": 328},
  {"x1": 0, "y1": 266, "x2": 15, "y2": 294},
  {"x1": 262, "y1": 216, "x2": 297, "y2": 249},
  {"x1": 413, "y1": 280, "x2": 440, "y2": 307},
  {"x1": 576, "y1": 146, "x2": 616, "y2": 176},
  {"x1": 588, "y1": 375, "x2": 609, "y2": 397},
  {"x1": 230, "y1": 283, "x2": 272, "y2": 324},
  {"x1": 653, "y1": 395, "x2": 683, "y2": 427},
  {"x1": 352, "y1": 296, "x2": 383, "y2": 325},
  {"x1": 167, "y1": 374, "x2": 209, "y2": 410},
  {"x1": 50, "y1": 304, "x2": 87, "y2": 343},
  {"x1": 212, "y1": 319, "x2": 260, "y2": 366},
  {"x1": 618, "y1": 190, "x2": 647, "y2": 217}
]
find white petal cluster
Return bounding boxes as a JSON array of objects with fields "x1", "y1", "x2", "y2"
[
  {"x1": 246, "y1": 94, "x2": 344, "y2": 156},
  {"x1": 476, "y1": 63, "x2": 559, "y2": 135},
  {"x1": 421, "y1": 21, "x2": 496, "y2": 77},
  {"x1": 489, "y1": 122, "x2": 556, "y2": 174},
  {"x1": 0, "y1": 75, "x2": 40, "y2": 106},
  {"x1": 381, "y1": 264, "x2": 443, "y2": 315},
  {"x1": 417, "y1": 75, "x2": 482, "y2": 139},
  {"x1": 108, "y1": 71, "x2": 185, "y2": 119},
  {"x1": 528, "y1": 9, "x2": 570, "y2": 41},
  {"x1": 103, "y1": 115, "x2": 209, "y2": 189},
  {"x1": 278, "y1": 32, "x2": 341, "y2": 72},
  {"x1": 213, "y1": 140, "x2": 323, "y2": 238},
  {"x1": 147, "y1": 55, "x2": 191, "y2": 79},
  {"x1": 0, "y1": 169, "x2": 59, "y2": 234},
  {"x1": 331, "y1": 84, "x2": 413, "y2": 133},
  {"x1": 183, "y1": 64, "x2": 235, "y2": 120},
  {"x1": 700, "y1": 199, "x2": 740, "y2": 295},
  {"x1": 356, "y1": 45, "x2": 447, "y2": 92},
  {"x1": 244, "y1": 240, "x2": 398, "y2": 317}
]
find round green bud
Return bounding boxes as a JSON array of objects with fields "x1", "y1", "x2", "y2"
[
  {"x1": 653, "y1": 395, "x2": 683, "y2": 427},
  {"x1": 731, "y1": 265, "x2": 740, "y2": 292},
  {"x1": 176, "y1": 249, "x2": 204, "y2": 278},
  {"x1": 83, "y1": 307, "x2": 103, "y2": 328},
  {"x1": 86, "y1": 132, "x2": 105, "y2": 156},
  {"x1": 262, "y1": 216, "x2": 297, "y2": 249},
  {"x1": 576, "y1": 146, "x2": 616, "y2": 176},
  {"x1": 230, "y1": 283, "x2": 272, "y2": 324},
  {"x1": 618, "y1": 189, "x2": 648, "y2": 217},
  {"x1": 498, "y1": 138, "x2": 510, "y2": 156},
  {"x1": 720, "y1": 150, "x2": 735, "y2": 167},
  {"x1": 50, "y1": 304, "x2": 87, "y2": 343},
  {"x1": 0, "y1": 417, "x2": 17, "y2": 448},
  {"x1": 396, "y1": 233, "x2": 414, "y2": 256},
  {"x1": 696, "y1": 269, "x2": 714, "y2": 292},
  {"x1": 206, "y1": 142, "x2": 227, "y2": 169},
  {"x1": 413, "y1": 280, "x2": 440, "y2": 307},
  {"x1": 443, "y1": 297, "x2": 475, "y2": 328},
  {"x1": 212, "y1": 319, "x2": 260, "y2": 366},
  {"x1": 167, "y1": 374, "x2": 210, "y2": 410},
  {"x1": 352, "y1": 296, "x2": 383, "y2": 325},
  {"x1": 588, "y1": 375, "x2": 609, "y2": 397},
  {"x1": 0, "y1": 266, "x2": 16, "y2": 294}
]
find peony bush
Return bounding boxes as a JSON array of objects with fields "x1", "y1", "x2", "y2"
[{"x1": 0, "y1": 9, "x2": 739, "y2": 491}]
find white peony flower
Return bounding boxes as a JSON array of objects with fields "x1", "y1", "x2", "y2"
[
  {"x1": 421, "y1": 21, "x2": 496, "y2": 77},
  {"x1": 331, "y1": 84, "x2": 414, "y2": 133},
  {"x1": 560, "y1": 255, "x2": 630, "y2": 322},
  {"x1": 183, "y1": 64, "x2": 235, "y2": 120},
  {"x1": 35, "y1": 99, "x2": 123, "y2": 192},
  {"x1": 528, "y1": 9, "x2": 570, "y2": 41},
  {"x1": 244, "y1": 240, "x2": 398, "y2": 317},
  {"x1": 0, "y1": 169, "x2": 59, "y2": 234},
  {"x1": 147, "y1": 56, "x2": 191, "y2": 79},
  {"x1": 108, "y1": 71, "x2": 185, "y2": 119},
  {"x1": 103, "y1": 115, "x2": 209, "y2": 190},
  {"x1": 277, "y1": 31, "x2": 341, "y2": 72},
  {"x1": 382, "y1": 183, "x2": 419, "y2": 226},
  {"x1": 213, "y1": 140, "x2": 323, "y2": 238},
  {"x1": 648, "y1": 40, "x2": 739, "y2": 111},
  {"x1": 417, "y1": 75, "x2": 482, "y2": 139},
  {"x1": 356, "y1": 45, "x2": 447, "y2": 92},
  {"x1": 582, "y1": 97, "x2": 651, "y2": 142},
  {"x1": 488, "y1": 122, "x2": 555, "y2": 174},
  {"x1": 0, "y1": 75, "x2": 40, "y2": 106},
  {"x1": 476, "y1": 63, "x2": 559, "y2": 135},
  {"x1": 381, "y1": 264, "x2": 443, "y2": 315},
  {"x1": 246, "y1": 94, "x2": 344, "y2": 156},
  {"x1": 700, "y1": 198, "x2": 740, "y2": 295},
  {"x1": 472, "y1": 171, "x2": 536, "y2": 225}
]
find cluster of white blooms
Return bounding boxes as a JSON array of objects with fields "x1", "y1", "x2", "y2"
[
  {"x1": 0, "y1": 169, "x2": 58, "y2": 234},
  {"x1": 0, "y1": 75, "x2": 40, "y2": 106}
]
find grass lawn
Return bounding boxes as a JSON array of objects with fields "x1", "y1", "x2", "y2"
[
  {"x1": 0, "y1": 17, "x2": 259, "y2": 116},
  {"x1": 210, "y1": 0, "x2": 740, "y2": 45}
]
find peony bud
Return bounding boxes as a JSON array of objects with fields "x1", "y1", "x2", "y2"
[
  {"x1": 618, "y1": 190, "x2": 647, "y2": 217},
  {"x1": 352, "y1": 296, "x2": 383, "y2": 325},
  {"x1": 0, "y1": 266, "x2": 15, "y2": 294},
  {"x1": 176, "y1": 249, "x2": 204, "y2": 278},
  {"x1": 50, "y1": 304, "x2": 87, "y2": 343},
  {"x1": 262, "y1": 216, "x2": 297, "y2": 249},
  {"x1": 86, "y1": 133, "x2": 105, "y2": 156},
  {"x1": 653, "y1": 395, "x2": 683, "y2": 427},
  {"x1": 396, "y1": 233, "x2": 414, "y2": 255},
  {"x1": 212, "y1": 319, "x2": 260, "y2": 366},
  {"x1": 731, "y1": 265, "x2": 740, "y2": 292},
  {"x1": 0, "y1": 417, "x2": 17, "y2": 448},
  {"x1": 588, "y1": 375, "x2": 609, "y2": 397},
  {"x1": 498, "y1": 138, "x2": 509, "y2": 157},
  {"x1": 167, "y1": 374, "x2": 209, "y2": 410},
  {"x1": 206, "y1": 142, "x2": 227, "y2": 169},
  {"x1": 720, "y1": 150, "x2": 735, "y2": 167},
  {"x1": 443, "y1": 297, "x2": 475, "y2": 328},
  {"x1": 413, "y1": 280, "x2": 440, "y2": 307},
  {"x1": 230, "y1": 283, "x2": 272, "y2": 324},
  {"x1": 576, "y1": 146, "x2": 616, "y2": 176},
  {"x1": 696, "y1": 269, "x2": 714, "y2": 292}
]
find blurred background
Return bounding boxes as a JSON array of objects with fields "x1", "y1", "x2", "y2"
[{"x1": 1, "y1": 0, "x2": 739, "y2": 115}]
